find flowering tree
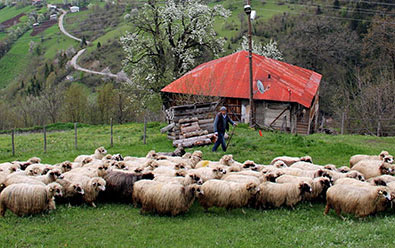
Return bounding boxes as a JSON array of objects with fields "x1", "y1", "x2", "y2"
[
  {"x1": 240, "y1": 36, "x2": 283, "y2": 60},
  {"x1": 120, "y1": 0, "x2": 230, "y2": 93}
]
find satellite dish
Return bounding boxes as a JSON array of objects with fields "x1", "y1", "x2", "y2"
[
  {"x1": 250, "y1": 10, "x2": 256, "y2": 20},
  {"x1": 257, "y1": 80, "x2": 265, "y2": 94}
]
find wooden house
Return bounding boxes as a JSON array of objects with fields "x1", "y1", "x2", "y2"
[{"x1": 161, "y1": 51, "x2": 321, "y2": 134}]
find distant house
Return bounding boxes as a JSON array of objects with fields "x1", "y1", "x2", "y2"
[
  {"x1": 47, "y1": 4, "x2": 57, "y2": 10},
  {"x1": 70, "y1": 6, "x2": 80, "y2": 13},
  {"x1": 50, "y1": 14, "x2": 57, "y2": 20},
  {"x1": 161, "y1": 51, "x2": 322, "y2": 134}
]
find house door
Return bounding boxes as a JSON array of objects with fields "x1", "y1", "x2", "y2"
[{"x1": 224, "y1": 98, "x2": 242, "y2": 122}]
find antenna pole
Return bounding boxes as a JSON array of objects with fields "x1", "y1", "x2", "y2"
[{"x1": 247, "y1": 0, "x2": 254, "y2": 127}]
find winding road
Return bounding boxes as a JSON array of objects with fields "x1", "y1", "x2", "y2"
[{"x1": 58, "y1": 9, "x2": 131, "y2": 83}]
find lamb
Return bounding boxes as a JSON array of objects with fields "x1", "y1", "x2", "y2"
[
  {"x1": 324, "y1": 184, "x2": 391, "y2": 218},
  {"x1": 198, "y1": 180, "x2": 259, "y2": 210},
  {"x1": 256, "y1": 182, "x2": 312, "y2": 209},
  {"x1": 138, "y1": 182, "x2": 203, "y2": 216},
  {"x1": 349, "y1": 151, "x2": 391, "y2": 167},
  {"x1": 351, "y1": 160, "x2": 393, "y2": 179},
  {"x1": 102, "y1": 171, "x2": 154, "y2": 202},
  {"x1": 74, "y1": 147, "x2": 107, "y2": 162},
  {"x1": 270, "y1": 155, "x2": 312, "y2": 167},
  {"x1": 0, "y1": 182, "x2": 63, "y2": 216}
]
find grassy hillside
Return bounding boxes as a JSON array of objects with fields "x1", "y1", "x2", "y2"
[
  {"x1": 0, "y1": 5, "x2": 34, "y2": 23},
  {"x1": 0, "y1": 123, "x2": 395, "y2": 247}
]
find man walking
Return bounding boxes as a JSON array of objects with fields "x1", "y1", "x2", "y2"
[{"x1": 212, "y1": 106, "x2": 237, "y2": 152}]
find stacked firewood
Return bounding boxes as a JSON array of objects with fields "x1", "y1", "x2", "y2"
[{"x1": 161, "y1": 102, "x2": 219, "y2": 148}]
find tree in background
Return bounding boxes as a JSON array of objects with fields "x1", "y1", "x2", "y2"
[
  {"x1": 240, "y1": 36, "x2": 283, "y2": 60},
  {"x1": 121, "y1": 0, "x2": 230, "y2": 94},
  {"x1": 63, "y1": 83, "x2": 88, "y2": 123}
]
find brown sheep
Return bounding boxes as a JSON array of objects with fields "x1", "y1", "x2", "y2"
[
  {"x1": 256, "y1": 182, "x2": 312, "y2": 209},
  {"x1": 351, "y1": 160, "x2": 393, "y2": 179},
  {"x1": 349, "y1": 151, "x2": 390, "y2": 167},
  {"x1": 101, "y1": 171, "x2": 154, "y2": 202},
  {"x1": 198, "y1": 180, "x2": 259, "y2": 210},
  {"x1": 139, "y1": 182, "x2": 203, "y2": 216},
  {"x1": 324, "y1": 184, "x2": 391, "y2": 219},
  {"x1": 0, "y1": 182, "x2": 62, "y2": 217}
]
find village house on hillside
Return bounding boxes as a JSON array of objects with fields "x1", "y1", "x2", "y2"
[{"x1": 161, "y1": 51, "x2": 322, "y2": 135}]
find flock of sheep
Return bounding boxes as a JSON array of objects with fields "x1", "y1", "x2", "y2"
[{"x1": 0, "y1": 147, "x2": 393, "y2": 219}]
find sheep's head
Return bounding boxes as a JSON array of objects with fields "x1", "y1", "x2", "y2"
[
  {"x1": 103, "y1": 154, "x2": 113, "y2": 160},
  {"x1": 315, "y1": 169, "x2": 331, "y2": 180},
  {"x1": 18, "y1": 162, "x2": 31, "y2": 170},
  {"x1": 212, "y1": 167, "x2": 224, "y2": 178},
  {"x1": 299, "y1": 182, "x2": 312, "y2": 195},
  {"x1": 380, "y1": 151, "x2": 390, "y2": 159},
  {"x1": 48, "y1": 182, "x2": 63, "y2": 197},
  {"x1": 49, "y1": 168, "x2": 62, "y2": 179},
  {"x1": 8, "y1": 164, "x2": 20, "y2": 173},
  {"x1": 146, "y1": 150, "x2": 158, "y2": 159},
  {"x1": 182, "y1": 153, "x2": 192, "y2": 159},
  {"x1": 384, "y1": 155, "x2": 394, "y2": 164},
  {"x1": 377, "y1": 189, "x2": 392, "y2": 202},
  {"x1": 91, "y1": 177, "x2": 106, "y2": 192},
  {"x1": 145, "y1": 160, "x2": 159, "y2": 170},
  {"x1": 379, "y1": 163, "x2": 392, "y2": 175},
  {"x1": 324, "y1": 164, "x2": 337, "y2": 171},
  {"x1": 27, "y1": 166, "x2": 41, "y2": 176},
  {"x1": 112, "y1": 154, "x2": 124, "y2": 161},
  {"x1": 142, "y1": 172, "x2": 155, "y2": 180},
  {"x1": 82, "y1": 157, "x2": 93, "y2": 165},
  {"x1": 96, "y1": 147, "x2": 107, "y2": 156},
  {"x1": 246, "y1": 182, "x2": 259, "y2": 194},
  {"x1": 188, "y1": 173, "x2": 203, "y2": 185},
  {"x1": 318, "y1": 177, "x2": 332, "y2": 189},
  {"x1": 273, "y1": 161, "x2": 287, "y2": 168},
  {"x1": 243, "y1": 160, "x2": 256, "y2": 169},
  {"x1": 174, "y1": 163, "x2": 186, "y2": 170},
  {"x1": 191, "y1": 150, "x2": 203, "y2": 159},
  {"x1": 42, "y1": 167, "x2": 51, "y2": 175},
  {"x1": 115, "y1": 161, "x2": 128, "y2": 170},
  {"x1": 219, "y1": 155, "x2": 234, "y2": 165},
  {"x1": 300, "y1": 156, "x2": 313, "y2": 163},
  {"x1": 96, "y1": 166, "x2": 108, "y2": 177},
  {"x1": 372, "y1": 178, "x2": 387, "y2": 186},
  {"x1": 28, "y1": 157, "x2": 41, "y2": 164},
  {"x1": 60, "y1": 161, "x2": 73, "y2": 172},
  {"x1": 72, "y1": 184, "x2": 84, "y2": 195},
  {"x1": 189, "y1": 184, "x2": 204, "y2": 198},
  {"x1": 134, "y1": 167, "x2": 144, "y2": 173},
  {"x1": 265, "y1": 171, "x2": 283, "y2": 182},
  {"x1": 337, "y1": 166, "x2": 351, "y2": 173},
  {"x1": 346, "y1": 171, "x2": 365, "y2": 181}
]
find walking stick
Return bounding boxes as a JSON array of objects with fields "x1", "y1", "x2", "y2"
[{"x1": 226, "y1": 125, "x2": 236, "y2": 150}]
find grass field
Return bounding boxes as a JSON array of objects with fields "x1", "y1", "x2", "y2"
[
  {"x1": 0, "y1": 5, "x2": 34, "y2": 24},
  {"x1": 0, "y1": 122, "x2": 395, "y2": 247}
]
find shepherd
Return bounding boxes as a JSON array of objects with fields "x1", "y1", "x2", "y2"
[{"x1": 212, "y1": 106, "x2": 237, "y2": 152}]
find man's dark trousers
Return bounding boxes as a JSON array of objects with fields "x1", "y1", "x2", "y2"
[{"x1": 212, "y1": 132, "x2": 226, "y2": 152}]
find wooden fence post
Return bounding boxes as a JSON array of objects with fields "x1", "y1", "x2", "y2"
[
  {"x1": 43, "y1": 125, "x2": 47, "y2": 153},
  {"x1": 11, "y1": 129, "x2": 15, "y2": 156},
  {"x1": 110, "y1": 118, "x2": 113, "y2": 147},
  {"x1": 341, "y1": 112, "x2": 345, "y2": 135},
  {"x1": 74, "y1": 122, "x2": 78, "y2": 150},
  {"x1": 143, "y1": 116, "x2": 147, "y2": 145}
]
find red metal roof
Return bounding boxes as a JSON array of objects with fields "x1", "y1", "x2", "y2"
[{"x1": 161, "y1": 50, "x2": 321, "y2": 108}]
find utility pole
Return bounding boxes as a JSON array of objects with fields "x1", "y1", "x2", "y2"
[{"x1": 244, "y1": 2, "x2": 254, "y2": 127}]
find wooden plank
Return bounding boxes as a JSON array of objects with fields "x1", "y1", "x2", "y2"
[
  {"x1": 181, "y1": 124, "x2": 201, "y2": 133},
  {"x1": 173, "y1": 133, "x2": 216, "y2": 146},
  {"x1": 178, "y1": 117, "x2": 199, "y2": 124},
  {"x1": 160, "y1": 122, "x2": 175, "y2": 133},
  {"x1": 182, "y1": 130, "x2": 209, "y2": 139},
  {"x1": 198, "y1": 118, "x2": 214, "y2": 125}
]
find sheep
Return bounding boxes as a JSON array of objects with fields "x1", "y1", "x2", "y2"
[
  {"x1": 326, "y1": 170, "x2": 365, "y2": 182},
  {"x1": 55, "y1": 178, "x2": 85, "y2": 200},
  {"x1": 324, "y1": 184, "x2": 391, "y2": 218},
  {"x1": 349, "y1": 151, "x2": 390, "y2": 167},
  {"x1": 62, "y1": 165, "x2": 107, "y2": 179},
  {"x1": 351, "y1": 160, "x2": 393, "y2": 179},
  {"x1": 335, "y1": 178, "x2": 375, "y2": 187},
  {"x1": 223, "y1": 174, "x2": 261, "y2": 185},
  {"x1": 368, "y1": 175, "x2": 395, "y2": 186},
  {"x1": 261, "y1": 170, "x2": 284, "y2": 182},
  {"x1": 0, "y1": 182, "x2": 63, "y2": 217},
  {"x1": 291, "y1": 162, "x2": 337, "y2": 171},
  {"x1": 280, "y1": 167, "x2": 331, "y2": 179},
  {"x1": 132, "y1": 180, "x2": 159, "y2": 206},
  {"x1": 0, "y1": 164, "x2": 21, "y2": 184},
  {"x1": 137, "y1": 182, "x2": 202, "y2": 216},
  {"x1": 101, "y1": 171, "x2": 154, "y2": 202},
  {"x1": 74, "y1": 147, "x2": 107, "y2": 162},
  {"x1": 256, "y1": 182, "x2": 312, "y2": 209},
  {"x1": 33, "y1": 168, "x2": 62, "y2": 184},
  {"x1": 188, "y1": 167, "x2": 225, "y2": 182},
  {"x1": 27, "y1": 157, "x2": 41, "y2": 164},
  {"x1": 270, "y1": 155, "x2": 312, "y2": 167},
  {"x1": 24, "y1": 164, "x2": 49, "y2": 176},
  {"x1": 197, "y1": 180, "x2": 258, "y2": 211},
  {"x1": 1, "y1": 175, "x2": 46, "y2": 191},
  {"x1": 337, "y1": 166, "x2": 351, "y2": 173},
  {"x1": 56, "y1": 161, "x2": 73, "y2": 173},
  {"x1": 65, "y1": 175, "x2": 105, "y2": 207}
]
